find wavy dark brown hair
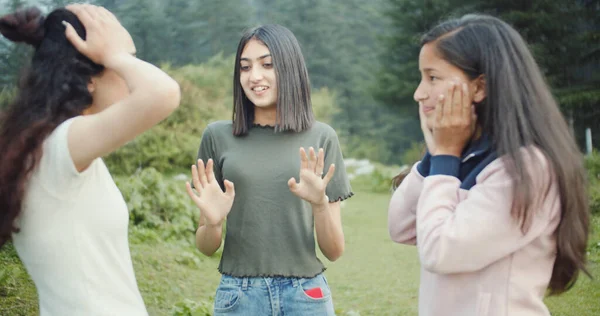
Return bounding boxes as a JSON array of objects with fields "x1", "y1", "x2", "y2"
[
  {"x1": 419, "y1": 14, "x2": 590, "y2": 295},
  {"x1": 0, "y1": 7, "x2": 104, "y2": 247}
]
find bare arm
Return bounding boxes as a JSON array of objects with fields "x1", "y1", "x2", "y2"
[
  {"x1": 63, "y1": 4, "x2": 180, "y2": 171},
  {"x1": 195, "y1": 214, "x2": 223, "y2": 256},
  {"x1": 313, "y1": 199, "x2": 344, "y2": 261}
]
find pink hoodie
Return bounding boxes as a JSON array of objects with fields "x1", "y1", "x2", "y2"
[{"x1": 388, "y1": 147, "x2": 561, "y2": 316}]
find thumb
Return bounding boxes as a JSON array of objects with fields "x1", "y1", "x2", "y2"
[
  {"x1": 63, "y1": 21, "x2": 87, "y2": 54},
  {"x1": 287, "y1": 177, "x2": 298, "y2": 192},
  {"x1": 224, "y1": 180, "x2": 235, "y2": 197}
]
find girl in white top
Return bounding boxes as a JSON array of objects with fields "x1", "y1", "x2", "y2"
[{"x1": 0, "y1": 4, "x2": 180, "y2": 315}]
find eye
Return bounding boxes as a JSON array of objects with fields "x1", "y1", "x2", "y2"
[
  {"x1": 429, "y1": 76, "x2": 438, "y2": 82},
  {"x1": 263, "y1": 63, "x2": 273, "y2": 69},
  {"x1": 240, "y1": 65, "x2": 250, "y2": 71}
]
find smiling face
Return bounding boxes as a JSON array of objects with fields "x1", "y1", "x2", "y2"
[
  {"x1": 239, "y1": 38, "x2": 277, "y2": 110},
  {"x1": 414, "y1": 42, "x2": 485, "y2": 129}
]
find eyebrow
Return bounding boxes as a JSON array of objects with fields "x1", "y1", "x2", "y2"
[{"x1": 240, "y1": 54, "x2": 272, "y2": 62}]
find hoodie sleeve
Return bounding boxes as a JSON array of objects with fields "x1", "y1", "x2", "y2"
[{"x1": 388, "y1": 153, "x2": 431, "y2": 245}]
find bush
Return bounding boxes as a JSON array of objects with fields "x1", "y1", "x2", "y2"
[
  {"x1": 0, "y1": 88, "x2": 15, "y2": 110},
  {"x1": 585, "y1": 151, "x2": 600, "y2": 215},
  {"x1": 115, "y1": 168, "x2": 198, "y2": 243},
  {"x1": 105, "y1": 126, "x2": 198, "y2": 175},
  {"x1": 401, "y1": 141, "x2": 425, "y2": 166},
  {"x1": 170, "y1": 299, "x2": 212, "y2": 316}
]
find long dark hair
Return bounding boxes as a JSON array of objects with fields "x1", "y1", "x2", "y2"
[
  {"x1": 421, "y1": 14, "x2": 589, "y2": 295},
  {"x1": 0, "y1": 7, "x2": 104, "y2": 247},
  {"x1": 232, "y1": 24, "x2": 314, "y2": 136}
]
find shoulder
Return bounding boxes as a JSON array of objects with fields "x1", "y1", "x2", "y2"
[
  {"x1": 203, "y1": 120, "x2": 234, "y2": 140},
  {"x1": 477, "y1": 146, "x2": 552, "y2": 185},
  {"x1": 311, "y1": 121, "x2": 338, "y2": 138},
  {"x1": 206, "y1": 120, "x2": 233, "y2": 133}
]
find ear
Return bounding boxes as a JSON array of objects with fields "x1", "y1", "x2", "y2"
[
  {"x1": 471, "y1": 75, "x2": 486, "y2": 103},
  {"x1": 87, "y1": 77, "x2": 97, "y2": 94}
]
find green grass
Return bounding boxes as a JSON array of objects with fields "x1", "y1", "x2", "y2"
[{"x1": 1, "y1": 191, "x2": 599, "y2": 315}]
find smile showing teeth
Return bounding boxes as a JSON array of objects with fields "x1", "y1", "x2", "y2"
[{"x1": 252, "y1": 86, "x2": 268, "y2": 92}]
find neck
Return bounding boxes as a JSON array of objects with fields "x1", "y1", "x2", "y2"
[{"x1": 253, "y1": 106, "x2": 277, "y2": 126}]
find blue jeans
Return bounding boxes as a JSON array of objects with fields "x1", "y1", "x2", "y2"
[{"x1": 213, "y1": 273, "x2": 336, "y2": 316}]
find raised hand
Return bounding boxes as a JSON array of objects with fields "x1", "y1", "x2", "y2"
[
  {"x1": 432, "y1": 81, "x2": 477, "y2": 157},
  {"x1": 64, "y1": 4, "x2": 135, "y2": 65},
  {"x1": 288, "y1": 147, "x2": 335, "y2": 206},
  {"x1": 185, "y1": 159, "x2": 235, "y2": 227}
]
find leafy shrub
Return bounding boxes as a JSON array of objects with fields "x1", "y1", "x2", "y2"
[
  {"x1": 170, "y1": 299, "x2": 212, "y2": 316},
  {"x1": 115, "y1": 168, "x2": 198, "y2": 243}
]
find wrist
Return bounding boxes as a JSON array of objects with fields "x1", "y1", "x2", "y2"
[
  {"x1": 433, "y1": 147, "x2": 462, "y2": 157},
  {"x1": 311, "y1": 195, "x2": 330, "y2": 212},
  {"x1": 102, "y1": 52, "x2": 136, "y2": 69},
  {"x1": 205, "y1": 219, "x2": 224, "y2": 230}
]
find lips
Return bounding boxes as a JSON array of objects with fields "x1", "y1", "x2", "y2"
[
  {"x1": 422, "y1": 106, "x2": 435, "y2": 113},
  {"x1": 251, "y1": 85, "x2": 269, "y2": 96}
]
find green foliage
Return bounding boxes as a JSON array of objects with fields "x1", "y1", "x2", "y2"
[
  {"x1": 105, "y1": 126, "x2": 198, "y2": 175},
  {"x1": 401, "y1": 141, "x2": 425, "y2": 166},
  {"x1": 585, "y1": 151, "x2": 600, "y2": 215},
  {"x1": 114, "y1": 168, "x2": 197, "y2": 243},
  {"x1": 0, "y1": 88, "x2": 15, "y2": 110},
  {"x1": 351, "y1": 169, "x2": 394, "y2": 194},
  {"x1": 170, "y1": 299, "x2": 212, "y2": 316}
]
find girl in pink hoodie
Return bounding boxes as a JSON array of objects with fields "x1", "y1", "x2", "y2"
[{"x1": 388, "y1": 14, "x2": 590, "y2": 316}]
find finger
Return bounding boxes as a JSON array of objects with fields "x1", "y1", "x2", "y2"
[
  {"x1": 185, "y1": 182, "x2": 198, "y2": 200},
  {"x1": 299, "y1": 147, "x2": 308, "y2": 169},
  {"x1": 224, "y1": 180, "x2": 235, "y2": 198},
  {"x1": 187, "y1": 182, "x2": 207, "y2": 210},
  {"x1": 98, "y1": 6, "x2": 117, "y2": 21},
  {"x1": 197, "y1": 159, "x2": 208, "y2": 187},
  {"x1": 322, "y1": 164, "x2": 336, "y2": 185},
  {"x1": 287, "y1": 177, "x2": 298, "y2": 192},
  {"x1": 443, "y1": 82, "x2": 454, "y2": 119},
  {"x1": 308, "y1": 147, "x2": 317, "y2": 172},
  {"x1": 452, "y1": 81, "x2": 462, "y2": 120},
  {"x1": 81, "y1": 4, "x2": 100, "y2": 19},
  {"x1": 206, "y1": 159, "x2": 215, "y2": 183},
  {"x1": 70, "y1": 5, "x2": 96, "y2": 26},
  {"x1": 316, "y1": 148, "x2": 325, "y2": 176},
  {"x1": 435, "y1": 94, "x2": 444, "y2": 126},
  {"x1": 63, "y1": 21, "x2": 87, "y2": 53},
  {"x1": 191, "y1": 164, "x2": 203, "y2": 191},
  {"x1": 462, "y1": 83, "x2": 471, "y2": 122}
]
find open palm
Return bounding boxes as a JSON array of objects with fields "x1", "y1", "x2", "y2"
[
  {"x1": 185, "y1": 159, "x2": 235, "y2": 227},
  {"x1": 288, "y1": 147, "x2": 335, "y2": 206}
]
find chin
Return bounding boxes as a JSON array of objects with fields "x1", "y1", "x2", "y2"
[{"x1": 254, "y1": 102, "x2": 277, "y2": 109}]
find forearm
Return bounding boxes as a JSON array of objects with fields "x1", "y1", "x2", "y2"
[
  {"x1": 195, "y1": 215, "x2": 223, "y2": 256},
  {"x1": 105, "y1": 53, "x2": 180, "y2": 113},
  {"x1": 313, "y1": 200, "x2": 345, "y2": 261}
]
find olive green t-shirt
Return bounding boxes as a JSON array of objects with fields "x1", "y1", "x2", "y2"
[{"x1": 197, "y1": 120, "x2": 353, "y2": 277}]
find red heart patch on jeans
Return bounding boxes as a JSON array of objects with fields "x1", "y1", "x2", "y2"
[{"x1": 304, "y1": 287, "x2": 324, "y2": 299}]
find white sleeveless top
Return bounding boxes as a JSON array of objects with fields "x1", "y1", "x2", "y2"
[{"x1": 12, "y1": 118, "x2": 148, "y2": 316}]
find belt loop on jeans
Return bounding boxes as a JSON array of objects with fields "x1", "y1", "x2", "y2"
[
  {"x1": 292, "y1": 278, "x2": 300, "y2": 288},
  {"x1": 242, "y1": 277, "x2": 248, "y2": 291}
]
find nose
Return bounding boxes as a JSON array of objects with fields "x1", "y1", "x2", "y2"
[
  {"x1": 413, "y1": 81, "x2": 428, "y2": 103},
  {"x1": 250, "y1": 66, "x2": 263, "y2": 82}
]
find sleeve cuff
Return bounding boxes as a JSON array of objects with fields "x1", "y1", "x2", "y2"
[
  {"x1": 416, "y1": 152, "x2": 432, "y2": 177},
  {"x1": 429, "y1": 155, "x2": 460, "y2": 178}
]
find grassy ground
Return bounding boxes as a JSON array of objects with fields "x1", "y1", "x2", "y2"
[{"x1": 1, "y1": 191, "x2": 599, "y2": 315}]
